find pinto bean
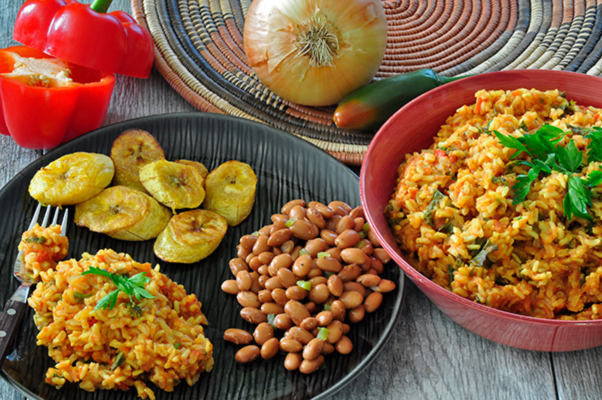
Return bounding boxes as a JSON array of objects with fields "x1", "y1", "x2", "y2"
[
  {"x1": 280, "y1": 240, "x2": 295, "y2": 254},
  {"x1": 307, "y1": 206, "x2": 326, "y2": 228},
  {"x1": 338, "y1": 264, "x2": 362, "y2": 282},
  {"x1": 320, "y1": 229, "x2": 338, "y2": 246},
  {"x1": 274, "y1": 314, "x2": 293, "y2": 330},
  {"x1": 285, "y1": 300, "x2": 311, "y2": 325},
  {"x1": 236, "y1": 270, "x2": 252, "y2": 291},
  {"x1": 325, "y1": 320, "x2": 344, "y2": 344},
  {"x1": 253, "y1": 322, "x2": 275, "y2": 346},
  {"x1": 347, "y1": 305, "x2": 365, "y2": 323},
  {"x1": 329, "y1": 201, "x2": 352, "y2": 216},
  {"x1": 253, "y1": 234, "x2": 270, "y2": 255},
  {"x1": 299, "y1": 355, "x2": 325, "y2": 374},
  {"x1": 373, "y1": 248, "x2": 392, "y2": 264},
  {"x1": 339, "y1": 291, "x2": 364, "y2": 309},
  {"x1": 268, "y1": 228, "x2": 292, "y2": 247},
  {"x1": 237, "y1": 291, "x2": 261, "y2": 308},
  {"x1": 261, "y1": 302, "x2": 285, "y2": 315},
  {"x1": 304, "y1": 238, "x2": 327, "y2": 257},
  {"x1": 271, "y1": 288, "x2": 289, "y2": 306},
  {"x1": 235, "y1": 345, "x2": 260, "y2": 363},
  {"x1": 257, "y1": 289, "x2": 273, "y2": 303},
  {"x1": 315, "y1": 310, "x2": 334, "y2": 326},
  {"x1": 336, "y1": 216, "x2": 356, "y2": 234},
  {"x1": 221, "y1": 280, "x2": 239, "y2": 295},
  {"x1": 335, "y1": 335, "x2": 353, "y2": 354},
  {"x1": 316, "y1": 257, "x2": 342, "y2": 273},
  {"x1": 240, "y1": 307, "x2": 267, "y2": 324},
  {"x1": 308, "y1": 284, "x2": 330, "y2": 304},
  {"x1": 258, "y1": 251, "x2": 276, "y2": 265},
  {"x1": 271, "y1": 213, "x2": 288, "y2": 223},
  {"x1": 224, "y1": 329, "x2": 253, "y2": 345},
  {"x1": 286, "y1": 326, "x2": 314, "y2": 345},
  {"x1": 303, "y1": 338, "x2": 324, "y2": 361},
  {"x1": 334, "y1": 229, "x2": 360, "y2": 249},
  {"x1": 357, "y1": 274, "x2": 381, "y2": 287},
  {"x1": 261, "y1": 337, "x2": 279, "y2": 360},
  {"x1": 308, "y1": 201, "x2": 334, "y2": 219},
  {"x1": 292, "y1": 254, "x2": 312, "y2": 277},
  {"x1": 240, "y1": 235, "x2": 258, "y2": 251},
  {"x1": 349, "y1": 206, "x2": 365, "y2": 219},
  {"x1": 285, "y1": 285, "x2": 308, "y2": 301},
  {"x1": 280, "y1": 338, "x2": 303, "y2": 353},
  {"x1": 364, "y1": 292, "x2": 383, "y2": 313},
  {"x1": 290, "y1": 219, "x2": 319, "y2": 240},
  {"x1": 278, "y1": 267, "x2": 297, "y2": 288},
  {"x1": 341, "y1": 248, "x2": 368, "y2": 265},
  {"x1": 327, "y1": 274, "x2": 344, "y2": 297},
  {"x1": 230, "y1": 258, "x2": 249, "y2": 277},
  {"x1": 284, "y1": 352, "x2": 303, "y2": 370},
  {"x1": 282, "y1": 199, "x2": 306, "y2": 215},
  {"x1": 330, "y1": 300, "x2": 346, "y2": 322},
  {"x1": 300, "y1": 317, "x2": 318, "y2": 331},
  {"x1": 324, "y1": 215, "x2": 342, "y2": 231}
]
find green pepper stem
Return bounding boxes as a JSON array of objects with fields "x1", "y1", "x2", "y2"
[{"x1": 90, "y1": 0, "x2": 113, "y2": 13}]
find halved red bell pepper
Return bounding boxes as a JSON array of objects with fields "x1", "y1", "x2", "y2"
[
  {"x1": 14, "y1": 0, "x2": 154, "y2": 79},
  {"x1": 0, "y1": 46, "x2": 115, "y2": 149}
]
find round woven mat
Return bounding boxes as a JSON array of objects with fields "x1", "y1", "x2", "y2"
[{"x1": 131, "y1": 0, "x2": 602, "y2": 165}]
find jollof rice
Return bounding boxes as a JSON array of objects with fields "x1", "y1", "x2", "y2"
[
  {"x1": 387, "y1": 88, "x2": 602, "y2": 320},
  {"x1": 25, "y1": 228, "x2": 213, "y2": 399}
]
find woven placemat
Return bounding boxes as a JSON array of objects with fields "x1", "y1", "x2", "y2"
[{"x1": 131, "y1": 0, "x2": 602, "y2": 165}]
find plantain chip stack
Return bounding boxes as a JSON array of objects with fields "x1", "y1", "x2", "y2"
[{"x1": 74, "y1": 186, "x2": 171, "y2": 241}]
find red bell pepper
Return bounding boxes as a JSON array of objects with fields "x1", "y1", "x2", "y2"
[
  {"x1": 0, "y1": 46, "x2": 115, "y2": 149},
  {"x1": 14, "y1": 0, "x2": 154, "y2": 79}
]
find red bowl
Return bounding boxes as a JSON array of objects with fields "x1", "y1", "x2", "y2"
[{"x1": 360, "y1": 70, "x2": 602, "y2": 352}]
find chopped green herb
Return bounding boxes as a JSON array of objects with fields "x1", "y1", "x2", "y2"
[
  {"x1": 297, "y1": 280, "x2": 312, "y2": 291},
  {"x1": 317, "y1": 327, "x2": 330, "y2": 341},
  {"x1": 491, "y1": 176, "x2": 509, "y2": 186},
  {"x1": 470, "y1": 239, "x2": 498, "y2": 267},
  {"x1": 425, "y1": 189, "x2": 445, "y2": 227},
  {"x1": 267, "y1": 313, "x2": 277, "y2": 329},
  {"x1": 74, "y1": 291, "x2": 93, "y2": 302},
  {"x1": 126, "y1": 303, "x2": 143, "y2": 318},
  {"x1": 251, "y1": 231, "x2": 259, "y2": 237},
  {"x1": 518, "y1": 121, "x2": 529, "y2": 132},
  {"x1": 585, "y1": 128, "x2": 602, "y2": 163},
  {"x1": 323, "y1": 303, "x2": 331, "y2": 311},
  {"x1": 174, "y1": 343, "x2": 180, "y2": 349},
  {"x1": 285, "y1": 218, "x2": 297, "y2": 228},
  {"x1": 567, "y1": 124, "x2": 593, "y2": 136},
  {"x1": 317, "y1": 252, "x2": 330, "y2": 259},
  {"x1": 447, "y1": 264, "x2": 455, "y2": 286},
  {"x1": 299, "y1": 248, "x2": 309, "y2": 256},
  {"x1": 25, "y1": 235, "x2": 47, "y2": 244},
  {"x1": 495, "y1": 277, "x2": 508, "y2": 286},
  {"x1": 111, "y1": 352, "x2": 126, "y2": 371},
  {"x1": 82, "y1": 267, "x2": 155, "y2": 311},
  {"x1": 438, "y1": 222, "x2": 454, "y2": 234}
]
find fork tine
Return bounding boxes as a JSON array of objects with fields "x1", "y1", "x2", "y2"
[
  {"x1": 51, "y1": 207, "x2": 60, "y2": 227},
  {"x1": 60, "y1": 208, "x2": 69, "y2": 237},
  {"x1": 41, "y1": 205, "x2": 52, "y2": 228},
  {"x1": 27, "y1": 203, "x2": 42, "y2": 231}
]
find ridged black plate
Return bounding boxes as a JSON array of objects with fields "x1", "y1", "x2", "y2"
[{"x1": 0, "y1": 113, "x2": 404, "y2": 400}]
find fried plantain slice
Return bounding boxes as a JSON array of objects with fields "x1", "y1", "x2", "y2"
[
  {"x1": 111, "y1": 129, "x2": 165, "y2": 193},
  {"x1": 204, "y1": 161, "x2": 257, "y2": 226},
  {"x1": 29, "y1": 152, "x2": 114, "y2": 206},
  {"x1": 139, "y1": 160, "x2": 205, "y2": 211},
  {"x1": 154, "y1": 209, "x2": 228, "y2": 263},
  {"x1": 175, "y1": 159, "x2": 209, "y2": 180},
  {"x1": 74, "y1": 185, "x2": 171, "y2": 241}
]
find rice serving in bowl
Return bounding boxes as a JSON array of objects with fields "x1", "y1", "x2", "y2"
[
  {"x1": 23, "y1": 227, "x2": 213, "y2": 399},
  {"x1": 386, "y1": 88, "x2": 602, "y2": 320}
]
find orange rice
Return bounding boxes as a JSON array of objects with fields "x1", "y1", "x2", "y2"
[
  {"x1": 25, "y1": 227, "x2": 213, "y2": 399},
  {"x1": 387, "y1": 88, "x2": 602, "y2": 320},
  {"x1": 19, "y1": 223, "x2": 68, "y2": 280}
]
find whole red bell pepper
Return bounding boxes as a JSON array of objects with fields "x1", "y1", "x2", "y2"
[
  {"x1": 0, "y1": 46, "x2": 115, "y2": 149},
  {"x1": 14, "y1": 0, "x2": 154, "y2": 79}
]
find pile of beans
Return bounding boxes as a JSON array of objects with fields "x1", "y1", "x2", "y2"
[{"x1": 221, "y1": 200, "x2": 395, "y2": 374}]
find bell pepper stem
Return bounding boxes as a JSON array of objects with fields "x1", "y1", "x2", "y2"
[{"x1": 90, "y1": 0, "x2": 113, "y2": 13}]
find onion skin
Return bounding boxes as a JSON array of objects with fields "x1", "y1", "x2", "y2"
[{"x1": 243, "y1": 0, "x2": 387, "y2": 107}]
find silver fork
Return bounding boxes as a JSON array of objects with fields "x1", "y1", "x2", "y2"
[{"x1": 0, "y1": 204, "x2": 69, "y2": 368}]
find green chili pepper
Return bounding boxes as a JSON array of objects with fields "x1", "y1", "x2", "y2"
[{"x1": 334, "y1": 69, "x2": 469, "y2": 131}]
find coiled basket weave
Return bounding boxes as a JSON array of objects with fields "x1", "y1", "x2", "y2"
[{"x1": 131, "y1": 0, "x2": 602, "y2": 165}]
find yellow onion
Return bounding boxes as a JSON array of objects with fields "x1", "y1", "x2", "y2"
[{"x1": 243, "y1": 0, "x2": 388, "y2": 107}]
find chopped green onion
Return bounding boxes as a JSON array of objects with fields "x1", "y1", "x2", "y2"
[
  {"x1": 317, "y1": 252, "x2": 330, "y2": 258},
  {"x1": 324, "y1": 271, "x2": 334, "y2": 278},
  {"x1": 362, "y1": 223, "x2": 370, "y2": 232},
  {"x1": 358, "y1": 231, "x2": 366, "y2": 239},
  {"x1": 299, "y1": 248, "x2": 309, "y2": 256},
  {"x1": 355, "y1": 240, "x2": 366, "y2": 248},
  {"x1": 252, "y1": 231, "x2": 259, "y2": 237},
  {"x1": 110, "y1": 352, "x2": 126, "y2": 371},
  {"x1": 285, "y1": 218, "x2": 297, "y2": 227},
  {"x1": 317, "y1": 327, "x2": 330, "y2": 341},
  {"x1": 297, "y1": 280, "x2": 312, "y2": 291},
  {"x1": 267, "y1": 313, "x2": 277, "y2": 329},
  {"x1": 74, "y1": 291, "x2": 93, "y2": 301},
  {"x1": 323, "y1": 303, "x2": 331, "y2": 311}
]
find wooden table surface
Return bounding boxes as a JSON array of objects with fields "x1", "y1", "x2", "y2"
[{"x1": 1, "y1": 1, "x2": 602, "y2": 399}]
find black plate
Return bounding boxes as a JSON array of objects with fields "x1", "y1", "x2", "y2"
[{"x1": 0, "y1": 113, "x2": 404, "y2": 400}]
